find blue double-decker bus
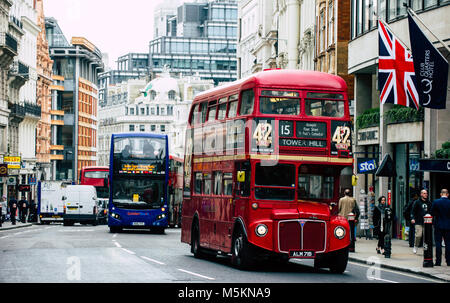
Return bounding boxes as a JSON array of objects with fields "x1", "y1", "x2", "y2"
[{"x1": 108, "y1": 133, "x2": 169, "y2": 233}]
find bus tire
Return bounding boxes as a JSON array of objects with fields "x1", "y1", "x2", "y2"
[
  {"x1": 191, "y1": 221, "x2": 205, "y2": 258},
  {"x1": 329, "y1": 247, "x2": 349, "y2": 274},
  {"x1": 231, "y1": 227, "x2": 254, "y2": 270}
]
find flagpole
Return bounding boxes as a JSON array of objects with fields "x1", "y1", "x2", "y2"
[
  {"x1": 406, "y1": 7, "x2": 450, "y2": 57},
  {"x1": 374, "y1": 12, "x2": 412, "y2": 53}
]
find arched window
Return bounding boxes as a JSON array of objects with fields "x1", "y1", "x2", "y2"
[
  {"x1": 168, "y1": 90, "x2": 176, "y2": 100},
  {"x1": 150, "y1": 90, "x2": 156, "y2": 101}
]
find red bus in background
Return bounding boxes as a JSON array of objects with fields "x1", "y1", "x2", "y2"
[
  {"x1": 169, "y1": 156, "x2": 184, "y2": 227},
  {"x1": 79, "y1": 166, "x2": 109, "y2": 224},
  {"x1": 181, "y1": 69, "x2": 353, "y2": 272}
]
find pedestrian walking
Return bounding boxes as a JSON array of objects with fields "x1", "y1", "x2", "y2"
[
  {"x1": 1, "y1": 195, "x2": 7, "y2": 223},
  {"x1": 19, "y1": 196, "x2": 28, "y2": 223},
  {"x1": 411, "y1": 189, "x2": 431, "y2": 254},
  {"x1": 338, "y1": 188, "x2": 359, "y2": 221},
  {"x1": 28, "y1": 199, "x2": 37, "y2": 223},
  {"x1": 8, "y1": 195, "x2": 18, "y2": 225},
  {"x1": 430, "y1": 188, "x2": 450, "y2": 266},
  {"x1": 404, "y1": 191, "x2": 419, "y2": 248},
  {"x1": 373, "y1": 196, "x2": 387, "y2": 255}
]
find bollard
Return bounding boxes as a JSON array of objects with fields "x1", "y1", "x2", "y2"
[
  {"x1": 0, "y1": 205, "x2": 2, "y2": 227},
  {"x1": 383, "y1": 207, "x2": 393, "y2": 258},
  {"x1": 348, "y1": 212, "x2": 355, "y2": 252},
  {"x1": 423, "y1": 214, "x2": 433, "y2": 268}
]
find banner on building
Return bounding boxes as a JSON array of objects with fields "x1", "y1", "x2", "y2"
[
  {"x1": 407, "y1": 11, "x2": 448, "y2": 109},
  {"x1": 4, "y1": 156, "x2": 21, "y2": 169},
  {"x1": 357, "y1": 158, "x2": 378, "y2": 174},
  {"x1": 378, "y1": 19, "x2": 419, "y2": 110},
  {"x1": 0, "y1": 164, "x2": 7, "y2": 177}
]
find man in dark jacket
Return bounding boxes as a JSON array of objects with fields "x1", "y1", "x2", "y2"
[
  {"x1": 8, "y1": 195, "x2": 18, "y2": 225},
  {"x1": 430, "y1": 189, "x2": 450, "y2": 266},
  {"x1": 18, "y1": 196, "x2": 28, "y2": 223},
  {"x1": 411, "y1": 189, "x2": 431, "y2": 254},
  {"x1": 404, "y1": 192, "x2": 419, "y2": 247}
]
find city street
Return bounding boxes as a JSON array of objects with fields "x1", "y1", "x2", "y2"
[{"x1": 0, "y1": 223, "x2": 442, "y2": 284}]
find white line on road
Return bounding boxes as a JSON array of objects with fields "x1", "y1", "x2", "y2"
[
  {"x1": 113, "y1": 241, "x2": 122, "y2": 248},
  {"x1": 0, "y1": 235, "x2": 10, "y2": 239},
  {"x1": 121, "y1": 248, "x2": 135, "y2": 255},
  {"x1": 140, "y1": 256, "x2": 166, "y2": 265},
  {"x1": 112, "y1": 234, "x2": 117, "y2": 238},
  {"x1": 177, "y1": 268, "x2": 215, "y2": 280}
]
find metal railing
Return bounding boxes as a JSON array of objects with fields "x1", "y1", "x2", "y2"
[{"x1": 0, "y1": 32, "x2": 18, "y2": 53}]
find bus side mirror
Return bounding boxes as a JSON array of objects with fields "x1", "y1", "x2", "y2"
[{"x1": 237, "y1": 171, "x2": 245, "y2": 183}]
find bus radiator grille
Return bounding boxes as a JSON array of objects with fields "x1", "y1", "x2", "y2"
[{"x1": 278, "y1": 220, "x2": 326, "y2": 253}]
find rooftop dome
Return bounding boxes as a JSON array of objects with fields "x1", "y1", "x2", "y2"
[{"x1": 142, "y1": 65, "x2": 179, "y2": 102}]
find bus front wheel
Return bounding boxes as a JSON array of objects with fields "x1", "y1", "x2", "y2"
[
  {"x1": 191, "y1": 221, "x2": 205, "y2": 258},
  {"x1": 328, "y1": 247, "x2": 349, "y2": 274},
  {"x1": 231, "y1": 228, "x2": 254, "y2": 270}
]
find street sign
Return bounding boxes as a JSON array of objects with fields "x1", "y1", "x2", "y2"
[
  {"x1": 0, "y1": 164, "x2": 7, "y2": 177},
  {"x1": 357, "y1": 158, "x2": 378, "y2": 174},
  {"x1": 6, "y1": 177, "x2": 16, "y2": 185},
  {"x1": 4, "y1": 156, "x2": 21, "y2": 169},
  {"x1": 29, "y1": 176, "x2": 36, "y2": 185},
  {"x1": 18, "y1": 184, "x2": 31, "y2": 192}
]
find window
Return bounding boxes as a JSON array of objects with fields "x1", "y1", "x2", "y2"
[
  {"x1": 151, "y1": 107, "x2": 155, "y2": 115},
  {"x1": 168, "y1": 90, "x2": 176, "y2": 100},
  {"x1": 328, "y1": 1, "x2": 334, "y2": 46},
  {"x1": 298, "y1": 165, "x2": 337, "y2": 200},
  {"x1": 194, "y1": 173, "x2": 202, "y2": 194},
  {"x1": 150, "y1": 90, "x2": 156, "y2": 100},
  {"x1": 190, "y1": 104, "x2": 199, "y2": 125},
  {"x1": 217, "y1": 97, "x2": 228, "y2": 120},
  {"x1": 254, "y1": 163, "x2": 295, "y2": 201},
  {"x1": 260, "y1": 91, "x2": 300, "y2": 115},
  {"x1": 213, "y1": 171, "x2": 223, "y2": 195},
  {"x1": 207, "y1": 100, "x2": 217, "y2": 121},
  {"x1": 203, "y1": 173, "x2": 211, "y2": 195},
  {"x1": 305, "y1": 92, "x2": 345, "y2": 117},
  {"x1": 140, "y1": 108, "x2": 145, "y2": 115},
  {"x1": 200, "y1": 102, "x2": 208, "y2": 123},
  {"x1": 161, "y1": 125, "x2": 166, "y2": 132},
  {"x1": 239, "y1": 89, "x2": 254, "y2": 115},
  {"x1": 129, "y1": 107, "x2": 135, "y2": 115},
  {"x1": 227, "y1": 94, "x2": 238, "y2": 118},
  {"x1": 140, "y1": 125, "x2": 145, "y2": 132},
  {"x1": 129, "y1": 125, "x2": 135, "y2": 132},
  {"x1": 223, "y1": 173, "x2": 233, "y2": 196},
  {"x1": 151, "y1": 125, "x2": 156, "y2": 131}
]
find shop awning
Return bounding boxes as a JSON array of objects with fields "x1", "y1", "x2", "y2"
[{"x1": 418, "y1": 159, "x2": 450, "y2": 173}]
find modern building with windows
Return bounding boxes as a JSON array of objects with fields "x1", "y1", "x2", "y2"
[
  {"x1": 149, "y1": 0, "x2": 238, "y2": 85},
  {"x1": 349, "y1": 1, "x2": 450, "y2": 239},
  {"x1": 98, "y1": 68, "x2": 214, "y2": 166},
  {"x1": 45, "y1": 17, "x2": 104, "y2": 182}
]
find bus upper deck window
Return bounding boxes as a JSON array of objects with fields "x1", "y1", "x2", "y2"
[{"x1": 239, "y1": 89, "x2": 254, "y2": 116}]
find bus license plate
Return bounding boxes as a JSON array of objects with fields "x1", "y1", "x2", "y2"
[
  {"x1": 289, "y1": 250, "x2": 315, "y2": 258},
  {"x1": 132, "y1": 222, "x2": 145, "y2": 226}
]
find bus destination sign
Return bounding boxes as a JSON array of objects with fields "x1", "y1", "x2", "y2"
[
  {"x1": 296, "y1": 121, "x2": 327, "y2": 139},
  {"x1": 119, "y1": 163, "x2": 164, "y2": 175}
]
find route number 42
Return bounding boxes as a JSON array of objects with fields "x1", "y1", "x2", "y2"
[{"x1": 332, "y1": 126, "x2": 351, "y2": 148}]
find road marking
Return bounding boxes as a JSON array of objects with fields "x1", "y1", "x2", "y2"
[
  {"x1": 140, "y1": 256, "x2": 166, "y2": 265},
  {"x1": 113, "y1": 241, "x2": 122, "y2": 248},
  {"x1": 369, "y1": 277, "x2": 399, "y2": 283},
  {"x1": 112, "y1": 234, "x2": 117, "y2": 238},
  {"x1": 0, "y1": 235, "x2": 10, "y2": 239},
  {"x1": 177, "y1": 268, "x2": 215, "y2": 280},
  {"x1": 121, "y1": 248, "x2": 135, "y2": 255},
  {"x1": 348, "y1": 261, "x2": 442, "y2": 283}
]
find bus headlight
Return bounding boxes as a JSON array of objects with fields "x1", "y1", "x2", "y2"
[
  {"x1": 255, "y1": 224, "x2": 268, "y2": 237},
  {"x1": 111, "y1": 213, "x2": 120, "y2": 220},
  {"x1": 334, "y1": 226, "x2": 346, "y2": 239}
]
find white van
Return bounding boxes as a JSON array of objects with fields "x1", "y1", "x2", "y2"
[{"x1": 63, "y1": 185, "x2": 99, "y2": 226}]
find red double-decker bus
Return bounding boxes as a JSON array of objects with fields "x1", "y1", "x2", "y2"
[
  {"x1": 79, "y1": 166, "x2": 109, "y2": 223},
  {"x1": 169, "y1": 156, "x2": 183, "y2": 227},
  {"x1": 181, "y1": 69, "x2": 353, "y2": 272}
]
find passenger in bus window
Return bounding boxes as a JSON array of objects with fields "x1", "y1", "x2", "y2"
[
  {"x1": 323, "y1": 102, "x2": 337, "y2": 117},
  {"x1": 121, "y1": 144, "x2": 132, "y2": 158},
  {"x1": 143, "y1": 141, "x2": 155, "y2": 158}
]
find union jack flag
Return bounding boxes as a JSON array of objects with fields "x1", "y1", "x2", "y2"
[{"x1": 378, "y1": 19, "x2": 419, "y2": 110}]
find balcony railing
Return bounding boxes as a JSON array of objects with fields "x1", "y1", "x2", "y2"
[
  {"x1": 10, "y1": 61, "x2": 30, "y2": 80},
  {"x1": 0, "y1": 32, "x2": 18, "y2": 53},
  {"x1": 24, "y1": 102, "x2": 42, "y2": 117}
]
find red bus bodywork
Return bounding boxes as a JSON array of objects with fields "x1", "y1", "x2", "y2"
[
  {"x1": 79, "y1": 166, "x2": 109, "y2": 187},
  {"x1": 169, "y1": 156, "x2": 184, "y2": 227},
  {"x1": 181, "y1": 69, "x2": 352, "y2": 272}
]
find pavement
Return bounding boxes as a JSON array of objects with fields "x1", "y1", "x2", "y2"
[
  {"x1": 349, "y1": 236, "x2": 450, "y2": 282},
  {"x1": 1, "y1": 220, "x2": 449, "y2": 282}
]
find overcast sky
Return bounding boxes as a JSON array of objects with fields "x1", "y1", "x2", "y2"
[{"x1": 43, "y1": 0, "x2": 165, "y2": 69}]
